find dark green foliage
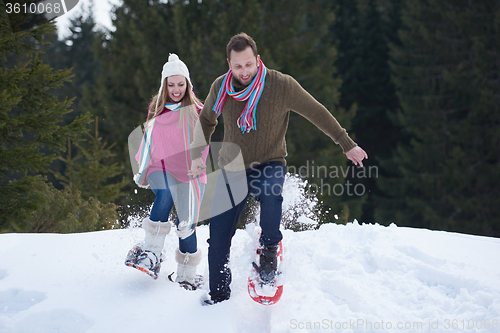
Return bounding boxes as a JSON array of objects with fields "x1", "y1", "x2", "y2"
[
  {"x1": 331, "y1": 0, "x2": 402, "y2": 223},
  {"x1": 52, "y1": 117, "x2": 128, "y2": 203},
  {"x1": 376, "y1": 0, "x2": 500, "y2": 236},
  {"x1": 40, "y1": 3, "x2": 112, "y2": 191},
  {"x1": 9, "y1": 175, "x2": 119, "y2": 233},
  {"x1": 42, "y1": 2, "x2": 100, "y2": 119},
  {"x1": 0, "y1": 3, "x2": 93, "y2": 229}
]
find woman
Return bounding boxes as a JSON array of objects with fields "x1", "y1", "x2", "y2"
[{"x1": 126, "y1": 54, "x2": 208, "y2": 289}]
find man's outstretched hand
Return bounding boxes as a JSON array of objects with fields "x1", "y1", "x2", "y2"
[{"x1": 346, "y1": 146, "x2": 368, "y2": 167}]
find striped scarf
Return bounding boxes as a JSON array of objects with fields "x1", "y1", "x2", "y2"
[
  {"x1": 180, "y1": 105, "x2": 202, "y2": 238},
  {"x1": 212, "y1": 59, "x2": 267, "y2": 133},
  {"x1": 133, "y1": 118, "x2": 155, "y2": 189}
]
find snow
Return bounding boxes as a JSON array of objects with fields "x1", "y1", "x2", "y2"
[
  {"x1": 296, "y1": 215, "x2": 318, "y2": 226},
  {"x1": 1, "y1": 221, "x2": 499, "y2": 333}
]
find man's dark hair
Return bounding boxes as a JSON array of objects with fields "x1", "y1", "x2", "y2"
[{"x1": 226, "y1": 32, "x2": 258, "y2": 60}]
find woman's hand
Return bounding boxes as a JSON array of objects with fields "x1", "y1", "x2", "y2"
[{"x1": 188, "y1": 157, "x2": 206, "y2": 177}]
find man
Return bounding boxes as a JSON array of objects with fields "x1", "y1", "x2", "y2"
[{"x1": 190, "y1": 33, "x2": 367, "y2": 305}]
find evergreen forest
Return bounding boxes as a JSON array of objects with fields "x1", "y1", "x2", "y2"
[{"x1": 1, "y1": 0, "x2": 498, "y2": 237}]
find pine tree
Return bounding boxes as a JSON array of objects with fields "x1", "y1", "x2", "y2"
[
  {"x1": 377, "y1": 0, "x2": 500, "y2": 236},
  {"x1": 330, "y1": 0, "x2": 402, "y2": 223},
  {"x1": 45, "y1": 1, "x2": 100, "y2": 117},
  {"x1": 40, "y1": 2, "x2": 102, "y2": 188},
  {"x1": 21, "y1": 177, "x2": 119, "y2": 233},
  {"x1": 52, "y1": 117, "x2": 128, "y2": 203},
  {"x1": 0, "y1": 3, "x2": 91, "y2": 229}
]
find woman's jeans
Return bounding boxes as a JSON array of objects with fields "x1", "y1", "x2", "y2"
[
  {"x1": 207, "y1": 161, "x2": 285, "y2": 301},
  {"x1": 147, "y1": 170, "x2": 205, "y2": 254}
]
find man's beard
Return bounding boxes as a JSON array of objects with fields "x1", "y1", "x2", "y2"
[{"x1": 234, "y1": 72, "x2": 256, "y2": 87}]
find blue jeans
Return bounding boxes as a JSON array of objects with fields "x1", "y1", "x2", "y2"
[
  {"x1": 148, "y1": 170, "x2": 205, "y2": 254},
  {"x1": 207, "y1": 161, "x2": 285, "y2": 301}
]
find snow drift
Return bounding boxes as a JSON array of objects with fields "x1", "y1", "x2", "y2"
[{"x1": 1, "y1": 220, "x2": 499, "y2": 333}]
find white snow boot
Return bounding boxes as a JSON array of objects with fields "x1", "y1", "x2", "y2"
[
  {"x1": 125, "y1": 217, "x2": 171, "y2": 279},
  {"x1": 174, "y1": 249, "x2": 202, "y2": 290},
  {"x1": 141, "y1": 217, "x2": 171, "y2": 255}
]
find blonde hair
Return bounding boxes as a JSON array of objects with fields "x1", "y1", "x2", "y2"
[{"x1": 147, "y1": 77, "x2": 203, "y2": 123}]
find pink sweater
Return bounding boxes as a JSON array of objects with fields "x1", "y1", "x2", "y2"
[{"x1": 136, "y1": 106, "x2": 208, "y2": 183}]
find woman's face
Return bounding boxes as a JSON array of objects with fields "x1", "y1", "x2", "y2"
[{"x1": 167, "y1": 75, "x2": 187, "y2": 103}]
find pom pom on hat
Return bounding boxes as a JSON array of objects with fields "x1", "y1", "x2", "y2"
[{"x1": 168, "y1": 53, "x2": 180, "y2": 62}]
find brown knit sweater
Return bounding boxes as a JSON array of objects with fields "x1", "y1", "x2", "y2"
[{"x1": 191, "y1": 69, "x2": 357, "y2": 169}]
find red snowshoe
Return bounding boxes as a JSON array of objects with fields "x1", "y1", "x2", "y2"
[{"x1": 247, "y1": 240, "x2": 284, "y2": 305}]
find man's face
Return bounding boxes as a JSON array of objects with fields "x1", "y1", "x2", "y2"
[{"x1": 228, "y1": 46, "x2": 260, "y2": 87}]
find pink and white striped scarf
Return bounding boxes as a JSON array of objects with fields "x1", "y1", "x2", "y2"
[{"x1": 212, "y1": 59, "x2": 267, "y2": 133}]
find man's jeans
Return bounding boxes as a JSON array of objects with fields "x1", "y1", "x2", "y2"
[
  {"x1": 148, "y1": 170, "x2": 205, "y2": 254},
  {"x1": 208, "y1": 161, "x2": 285, "y2": 301}
]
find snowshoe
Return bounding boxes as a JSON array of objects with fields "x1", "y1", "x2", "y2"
[
  {"x1": 124, "y1": 244, "x2": 163, "y2": 280},
  {"x1": 168, "y1": 272, "x2": 204, "y2": 290},
  {"x1": 247, "y1": 240, "x2": 284, "y2": 305},
  {"x1": 253, "y1": 243, "x2": 280, "y2": 284}
]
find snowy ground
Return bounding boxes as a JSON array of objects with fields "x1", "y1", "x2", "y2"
[{"x1": 1, "y1": 221, "x2": 499, "y2": 333}]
